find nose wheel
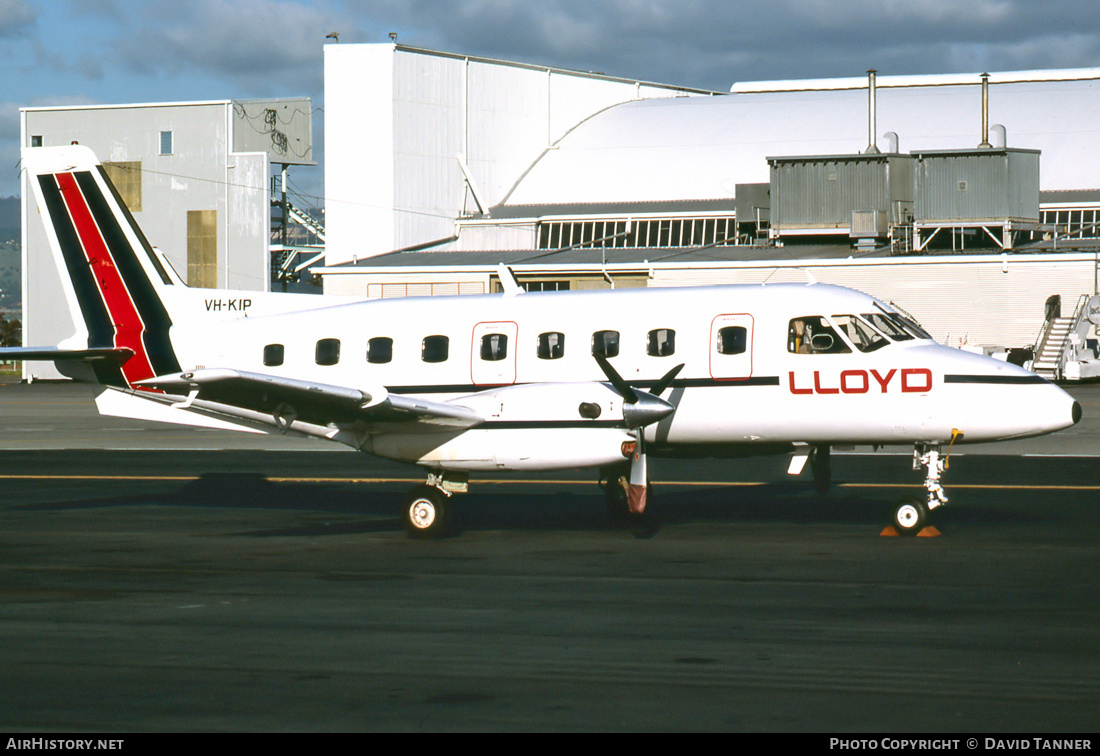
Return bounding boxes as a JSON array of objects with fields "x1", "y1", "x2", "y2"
[{"x1": 891, "y1": 495, "x2": 929, "y2": 535}]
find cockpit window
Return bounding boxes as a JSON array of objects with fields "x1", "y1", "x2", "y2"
[
  {"x1": 871, "y1": 304, "x2": 933, "y2": 340},
  {"x1": 832, "y1": 315, "x2": 889, "y2": 353},
  {"x1": 788, "y1": 316, "x2": 851, "y2": 354},
  {"x1": 893, "y1": 313, "x2": 933, "y2": 340},
  {"x1": 862, "y1": 313, "x2": 913, "y2": 341}
]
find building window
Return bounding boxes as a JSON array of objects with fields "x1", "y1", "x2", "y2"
[
  {"x1": 315, "y1": 338, "x2": 341, "y2": 366},
  {"x1": 422, "y1": 335, "x2": 449, "y2": 363},
  {"x1": 263, "y1": 344, "x2": 284, "y2": 367},
  {"x1": 31, "y1": 136, "x2": 42, "y2": 147},
  {"x1": 647, "y1": 328, "x2": 676, "y2": 357},
  {"x1": 537, "y1": 217, "x2": 737, "y2": 250},
  {"x1": 367, "y1": 337, "x2": 393, "y2": 364},
  {"x1": 480, "y1": 333, "x2": 508, "y2": 362},
  {"x1": 523, "y1": 280, "x2": 570, "y2": 292},
  {"x1": 717, "y1": 326, "x2": 748, "y2": 355},
  {"x1": 160, "y1": 131, "x2": 173, "y2": 156},
  {"x1": 592, "y1": 330, "x2": 620, "y2": 358},
  {"x1": 537, "y1": 332, "x2": 565, "y2": 360}
]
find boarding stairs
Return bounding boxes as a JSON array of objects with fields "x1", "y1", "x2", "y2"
[
  {"x1": 1031, "y1": 294, "x2": 1100, "y2": 380},
  {"x1": 271, "y1": 199, "x2": 325, "y2": 283},
  {"x1": 284, "y1": 200, "x2": 325, "y2": 242}
]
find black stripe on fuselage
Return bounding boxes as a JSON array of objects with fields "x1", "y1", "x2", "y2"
[
  {"x1": 944, "y1": 374, "x2": 1049, "y2": 385},
  {"x1": 388, "y1": 376, "x2": 781, "y2": 395},
  {"x1": 479, "y1": 420, "x2": 623, "y2": 430},
  {"x1": 37, "y1": 174, "x2": 127, "y2": 387},
  {"x1": 76, "y1": 171, "x2": 181, "y2": 376}
]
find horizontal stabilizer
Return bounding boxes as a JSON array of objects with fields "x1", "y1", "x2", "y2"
[
  {"x1": 0, "y1": 347, "x2": 134, "y2": 363},
  {"x1": 95, "y1": 387, "x2": 266, "y2": 434}
]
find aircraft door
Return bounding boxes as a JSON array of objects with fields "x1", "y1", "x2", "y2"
[
  {"x1": 471, "y1": 321, "x2": 519, "y2": 386},
  {"x1": 710, "y1": 314, "x2": 754, "y2": 380}
]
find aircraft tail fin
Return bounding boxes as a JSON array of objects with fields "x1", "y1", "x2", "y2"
[{"x1": 21, "y1": 145, "x2": 182, "y2": 388}]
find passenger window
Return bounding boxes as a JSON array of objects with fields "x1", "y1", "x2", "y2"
[
  {"x1": 422, "y1": 335, "x2": 449, "y2": 363},
  {"x1": 537, "y1": 332, "x2": 565, "y2": 360},
  {"x1": 592, "y1": 330, "x2": 620, "y2": 358},
  {"x1": 263, "y1": 343, "x2": 284, "y2": 367},
  {"x1": 315, "y1": 338, "x2": 341, "y2": 366},
  {"x1": 716, "y1": 326, "x2": 747, "y2": 355},
  {"x1": 832, "y1": 315, "x2": 888, "y2": 353},
  {"x1": 647, "y1": 328, "x2": 676, "y2": 357},
  {"x1": 480, "y1": 333, "x2": 508, "y2": 362},
  {"x1": 788, "y1": 317, "x2": 851, "y2": 354},
  {"x1": 367, "y1": 337, "x2": 393, "y2": 364}
]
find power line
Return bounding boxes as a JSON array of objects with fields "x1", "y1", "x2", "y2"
[{"x1": 108, "y1": 163, "x2": 459, "y2": 221}]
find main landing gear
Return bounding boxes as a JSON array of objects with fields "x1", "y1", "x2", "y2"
[
  {"x1": 402, "y1": 471, "x2": 467, "y2": 539},
  {"x1": 889, "y1": 444, "x2": 949, "y2": 536}
]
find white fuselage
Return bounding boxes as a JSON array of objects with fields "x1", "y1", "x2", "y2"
[{"x1": 161, "y1": 282, "x2": 1079, "y2": 472}]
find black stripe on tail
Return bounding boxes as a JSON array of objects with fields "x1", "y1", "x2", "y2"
[
  {"x1": 37, "y1": 173, "x2": 128, "y2": 388},
  {"x1": 76, "y1": 170, "x2": 180, "y2": 377}
]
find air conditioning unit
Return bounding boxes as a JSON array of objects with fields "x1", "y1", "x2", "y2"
[{"x1": 850, "y1": 209, "x2": 887, "y2": 238}]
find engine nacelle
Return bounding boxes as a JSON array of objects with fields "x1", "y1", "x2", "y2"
[{"x1": 366, "y1": 382, "x2": 635, "y2": 471}]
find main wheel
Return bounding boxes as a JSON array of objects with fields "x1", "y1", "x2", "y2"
[
  {"x1": 403, "y1": 485, "x2": 451, "y2": 539},
  {"x1": 600, "y1": 464, "x2": 631, "y2": 517},
  {"x1": 891, "y1": 495, "x2": 929, "y2": 536}
]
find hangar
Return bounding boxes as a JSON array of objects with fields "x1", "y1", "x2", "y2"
[{"x1": 318, "y1": 45, "x2": 1100, "y2": 375}]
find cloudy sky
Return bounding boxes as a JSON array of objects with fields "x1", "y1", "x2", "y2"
[{"x1": 4, "y1": 0, "x2": 1100, "y2": 199}]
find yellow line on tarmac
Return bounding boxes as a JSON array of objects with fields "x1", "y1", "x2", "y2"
[{"x1": 1, "y1": 474, "x2": 1099, "y2": 492}]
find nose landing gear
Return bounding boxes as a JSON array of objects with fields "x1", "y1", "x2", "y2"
[{"x1": 888, "y1": 444, "x2": 948, "y2": 536}]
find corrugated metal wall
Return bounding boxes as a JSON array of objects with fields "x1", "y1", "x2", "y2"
[
  {"x1": 771, "y1": 155, "x2": 914, "y2": 231},
  {"x1": 650, "y1": 254, "x2": 1097, "y2": 349},
  {"x1": 914, "y1": 149, "x2": 1040, "y2": 224}
]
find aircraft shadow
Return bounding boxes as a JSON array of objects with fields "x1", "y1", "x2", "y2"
[{"x1": 14, "y1": 472, "x2": 1051, "y2": 537}]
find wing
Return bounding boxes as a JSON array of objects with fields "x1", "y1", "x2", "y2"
[{"x1": 134, "y1": 368, "x2": 484, "y2": 431}]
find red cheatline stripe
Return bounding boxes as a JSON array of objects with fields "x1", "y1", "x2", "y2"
[{"x1": 55, "y1": 172, "x2": 156, "y2": 387}]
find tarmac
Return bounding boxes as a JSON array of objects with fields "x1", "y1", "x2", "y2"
[{"x1": 1, "y1": 379, "x2": 1098, "y2": 732}]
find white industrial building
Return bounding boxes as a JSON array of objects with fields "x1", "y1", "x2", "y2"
[
  {"x1": 17, "y1": 44, "x2": 1100, "y2": 381},
  {"x1": 20, "y1": 98, "x2": 315, "y2": 379},
  {"x1": 318, "y1": 46, "x2": 1100, "y2": 374}
]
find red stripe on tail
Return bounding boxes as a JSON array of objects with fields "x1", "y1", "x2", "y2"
[{"x1": 55, "y1": 172, "x2": 158, "y2": 387}]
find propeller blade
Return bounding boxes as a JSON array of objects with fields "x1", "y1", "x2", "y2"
[
  {"x1": 650, "y1": 363, "x2": 685, "y2": 397},
  {"x1": 627, "y1": 432, "x2": 649, "y2": 514},
  {"x1": 594, "y1": 352, "x2": 639, "y2": 404}
]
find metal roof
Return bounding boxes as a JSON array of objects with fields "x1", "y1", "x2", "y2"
[
  {"x1": 501, "y1": 70, "x2": 1100, "y2": 208},
  {"x1": 321, "y1": 242, "x2": 889, "y2": 273}
]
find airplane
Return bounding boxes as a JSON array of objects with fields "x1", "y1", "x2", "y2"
[{"x1": 5, "y1": 145, "x2": 1082, "y2": 538}]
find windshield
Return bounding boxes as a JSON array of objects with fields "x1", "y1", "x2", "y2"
[
  {"x1": 862, "y1": 312, "x2": 913, "y2": 341},
  {"x1": 833, "y1": 315, "x2": 890, "y2": 352},
  {"x1": 873, "y1": 304, "x2": 933, "y2": 340}
]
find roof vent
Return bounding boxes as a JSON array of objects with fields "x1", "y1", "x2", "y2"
[
  {"x1": 865, "y1": 69, "x2": 880, "y2": 154},
  {"x1": 978, "y1": 73, "x2": 992, "y2": 148}
]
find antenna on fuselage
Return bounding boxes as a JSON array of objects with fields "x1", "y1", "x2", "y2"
[{"x1": 497, "y1": 263, "x2": 524, "y2": 297}]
